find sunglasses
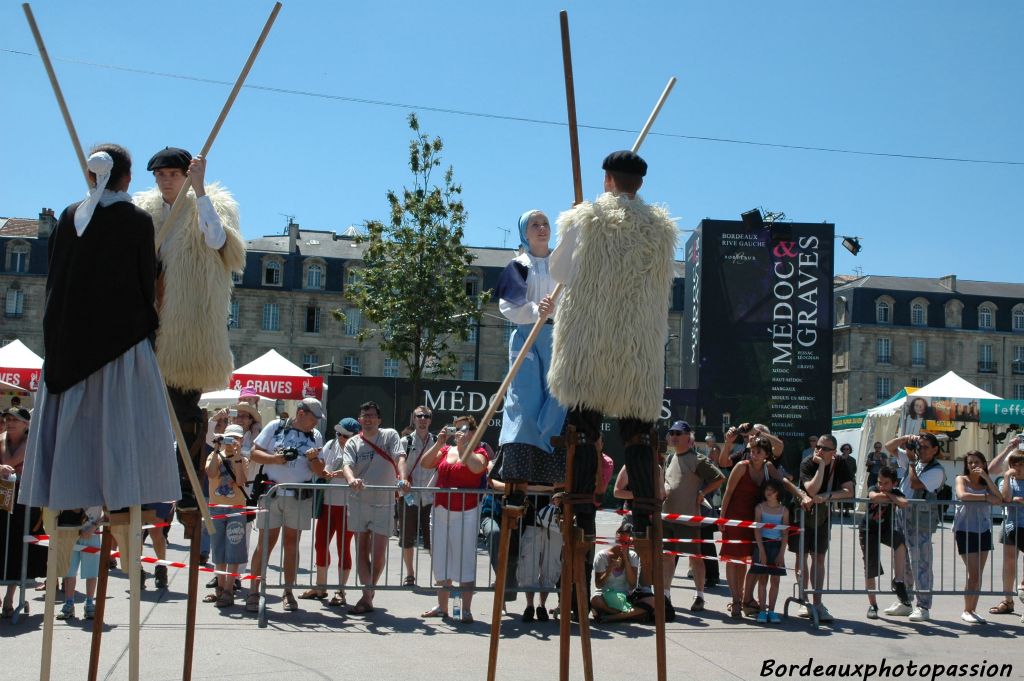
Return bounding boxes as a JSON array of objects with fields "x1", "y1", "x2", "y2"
[
  {"x1": 668, "y1": 430, "x2": 687, "y2": 436},
  {"x1": 414, "y1": 414, "x2": 431, "y2": 419},
  {"x1": 814, "y1": 444, "x2": 836, "y2": 451}
]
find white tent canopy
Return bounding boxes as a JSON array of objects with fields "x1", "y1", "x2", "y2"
[
  {"x1": 234, "y1": 349, "x2": 313, "y2": 377},
  {"x1": 0, "y1": 339, "x2": 43, "y2": 394},
  {"x1": 850, "y1": 371, "x2": 1001, "y2": 495},
  {"x1": 863, "y1": 371, "x2": 1000, "y2": 417},
  {"x1": 198, "y1": 388, "x2": 278, "y2": 425}
]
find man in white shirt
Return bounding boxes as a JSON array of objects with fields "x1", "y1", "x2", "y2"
[
  {"x1": 245, "y1": 398, "x2": 325, "y2": 613},
  {"x1": 883, "y1": 432, "x2": 946, "y2": 621},
  {"x1": 341, "y1": 401, "x2": 410, "y2": 614},
  {"x1": 399, "y1": 406, "x2": 437, "y2": 584}
]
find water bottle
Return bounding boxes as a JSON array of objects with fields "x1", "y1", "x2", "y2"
[
  {"x1": 452, "y1": 590, "x2": 461, "y2": 619},
  {"x1": 398, "y1": 480, "x2": 416, "y2": 506}
]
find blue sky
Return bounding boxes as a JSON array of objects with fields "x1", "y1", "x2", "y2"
[{"x1": 2, "y1": 1, "x2": 1021, "y2": 282}]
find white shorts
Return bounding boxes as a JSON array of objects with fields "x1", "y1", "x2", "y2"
[
  {"x1": 347, "y1": 502, "x2": 394, "y2": 536},
  {"x1": 257, "y1": 493, "x2": 313, "y2": 531}
]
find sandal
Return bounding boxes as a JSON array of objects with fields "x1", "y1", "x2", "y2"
[
  {"x1": 215, "y1": 591, "x2": 234, "y2": 608},
  {"x1": 298, "y1": 588, "x2": 327, "y2": 600},
  {"x1": 329, "y1": 591, "x2": 347, "y2": 607},
  {"x1": 203, "y1": 592, "x2": 219, "y2": 603},
  {"x1": 350, "y1": 602, "x2": 375, "y2": 615},
  {"x1": 460, "y1": 612, "x2": 474, "y2": 624},
  {"x1": 245, "y1": 592, "x2": 260, "y2": 613},
  {"x1": 729, "y1": 601, "x2": 742, "y2": 619},
  {"x1": 404, "y1": 575, "x2": 416, "y2": 587},
  {"x1": 282, "y1": 591, "x2": 299, "y2": 612},
  {"x1": 421, "y1": 607, "x2": 449, "y2": 619},
  {"x1": 989, "y1": 600, "x2": 1015, "y2": 615}
]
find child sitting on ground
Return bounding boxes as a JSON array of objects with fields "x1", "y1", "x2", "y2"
[
  {"x1": 590, "y1": 521, "x2": 645, "y2": 623},
  {"x1": 751, "y1": 479, "x2": 788, "y2": 623}
]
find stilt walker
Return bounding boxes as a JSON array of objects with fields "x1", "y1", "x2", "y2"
[
  {"x1": 476, "y1": 10, "x2": 677, "y2": 681},
  {"x1": 18, "y1": 5, "x2": 278, "y2": 680}
]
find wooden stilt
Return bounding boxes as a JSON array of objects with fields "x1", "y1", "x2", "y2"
[
  {"x1": 182, "y1": 515, "x2": 202, "y2": 681},
  {"x1": 486, "y1": 496, "x2": 525, "y2": 681},
  {"x1": 650, "y1": 519, "x2": 668, "y2": 681},
  {"x1": 38, "y1": 509, "x2": 59, "y2": 681},
  {"x1": 571, "y1": 527, "x2": 595, "y2": 681},
  {"x1": 558, "y1": 426, "x2": 578, "y2": 681},
  {"x1": 128, "y1": 506, "x2": 142, "y2": 681},
  {"x1": 87, "y1": 527, "x2": 113, "y2": 681}
]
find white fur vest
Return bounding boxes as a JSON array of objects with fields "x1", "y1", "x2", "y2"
[
  {"x1": 133, "y1": 184, "x2": 245, "y2": 392},
  {"x1": 548, "y1": 192, "x2": 677, "y2": 421}
]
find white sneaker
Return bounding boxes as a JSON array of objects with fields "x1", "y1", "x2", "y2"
[
  {"x1": 796, "y1": 604, "x2": 810, "y2": 618},
  {"x1": 883, "y1": 601, "x2": 912, "y2": 616},
  {"x1": 960, "y1": 611, "x2": 985, "y2": 624},
  {"x1": 909, "y1": 606, "x2": 930, "y2": 622},
  {"x1": 816, "y1": 604, "x2": 834, "y2": 623}
]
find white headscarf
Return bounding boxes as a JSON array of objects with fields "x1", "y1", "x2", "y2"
[{"x1": 73, "y1": 152, "x2": 131, "y2": 236}]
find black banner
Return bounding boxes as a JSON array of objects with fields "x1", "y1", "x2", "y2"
[
  {"x1": 682, "y1": 219, "x2": 834, "y2": 468},
  {"x1": 325, "y1": 376, "x2": 697, "y2": 466}
]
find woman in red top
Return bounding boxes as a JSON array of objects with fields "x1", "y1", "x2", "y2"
[
  {"x1": 419, "y1": 415, "x2": 489, "y2": 623},
  {"x1": 720, "y1": 437, "x2": 789, "y2": 619}
]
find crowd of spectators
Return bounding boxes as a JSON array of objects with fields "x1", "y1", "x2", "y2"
[{"x1": 4, "y1": 397, "x2": 1024, "y2": 630}]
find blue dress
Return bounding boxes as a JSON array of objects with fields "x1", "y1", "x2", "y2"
[{"x1": 495, "y1": 252, "x2": 568, "y2": 484}]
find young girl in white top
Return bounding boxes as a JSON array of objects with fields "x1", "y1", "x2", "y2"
[{"x1": 751, "y1": 479, "x2": 789, "y2": 623}]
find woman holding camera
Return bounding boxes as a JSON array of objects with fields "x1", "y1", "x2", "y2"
[
  {"x1": 204, "y1": 424, "x2": 249, "y2": 607},
  {"x1": 419, "y1": 416, "x2": 490, "y2": 622}
]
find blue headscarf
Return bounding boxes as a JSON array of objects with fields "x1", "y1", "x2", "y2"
[{"x1": 518, "y1": 209, "x2": 543, "y2": 250}]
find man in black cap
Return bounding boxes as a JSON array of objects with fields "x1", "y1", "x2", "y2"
[
  {"x1": 548, "y1": 149, "x2": 677, "y2": 586},
  {"x1": 133, "y1": 148, "x2": 246, "y2": 518}
]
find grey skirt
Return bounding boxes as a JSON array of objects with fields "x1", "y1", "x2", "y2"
[{"x1": 19, "y1": 339, "x2": 181, "y2": 510}]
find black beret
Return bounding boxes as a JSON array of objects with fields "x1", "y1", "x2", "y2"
[
  {"x1": 602, "y1": 150, "x2": 647, "y2": 177},
  {"x1": 146, "y1": 147, "x2": 192, "y2": 172}
]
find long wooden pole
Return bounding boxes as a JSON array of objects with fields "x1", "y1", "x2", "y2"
[
  {"x1": 22, "y1": 4, "x2": 88, "y2": 184},
  {"x1": 463, "y1": 73, "x2": 677, "y2": 459},
  {"x1": 154, "y1": 2, "x2": 282, "y2": 252}
]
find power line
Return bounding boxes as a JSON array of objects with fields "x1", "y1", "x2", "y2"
[{"x1": 4, "y1": 47, "x2": 1023, "y2": 167}]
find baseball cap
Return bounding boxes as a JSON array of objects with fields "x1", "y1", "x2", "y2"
[
  {"x1": 669, "y1": 420, "x2": 692, "y2": 433},
  {"x1": 297, "y1": 397, "x2": 325, "y2": 419},
  {"x1": 335, "y1": 417, "x2": 361, "y2": 437}
]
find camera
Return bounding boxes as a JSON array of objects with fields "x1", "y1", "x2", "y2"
[
  {"x1": 905, "y1": 439, "x2": 919, "y2": 452},
  {"x1": 737, "y1": 423, "x2": 752, "y2": 435},
  {"x1": 457, "y1": 425, "x2": 471, "y2": 434},
  {"x1": 222, "y1": 436, "x2": 237, "y2": 446},
  {"x1": 228, "y1": 409, "x2": 238, "y2": 418},
  {"x1": 279, "y1": 447, "x2": 301, "y2": 462},
  {"x1": 1017, "y1": 437, "x2": 1024, "y2": 452}
]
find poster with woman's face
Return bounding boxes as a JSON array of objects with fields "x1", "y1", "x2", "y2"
[{"x1": 903, "y1": 395, "x2": 980, "y2": 434}]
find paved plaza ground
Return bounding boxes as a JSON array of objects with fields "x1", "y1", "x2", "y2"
[{"x1": 2, "y1": 510, "x2": 1021, "y2": 681}]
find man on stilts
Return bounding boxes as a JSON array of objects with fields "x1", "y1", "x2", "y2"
[
  {"x1": 134, "y1": 146, "x2": 246, "y2": 529},
  {"x1": 548, "y1": 149, "x2": 678, "y2": 648}
]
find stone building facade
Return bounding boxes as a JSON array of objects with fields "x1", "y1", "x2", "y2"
[
  {"x1": 833, "y1": 274, "x2": 1024, "y2": 414},
  {"x1": 2, "y1": 214, "x2": 688, "y2": 387}
]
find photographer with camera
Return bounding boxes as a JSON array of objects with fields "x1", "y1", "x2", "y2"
[
  {"x1": 204, "y1": 424, "x2": 249, "y2": 608},
  {"x1": 883, "y1": 431, "x2": 947, "y2": 622},
  {"x1": 245, "y1": 398, "x2": 325, "y2": 613}
]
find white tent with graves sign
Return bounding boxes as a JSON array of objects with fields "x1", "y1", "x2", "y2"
[{"x1": 230, "y1": 349, "x2": 325, "y2": 401}]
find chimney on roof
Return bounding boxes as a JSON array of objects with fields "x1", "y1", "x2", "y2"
[
  {"x1": 939, "y1": 274, "x2": 957, "y2": 292},
  {"x1": 288, "y1": 219, "x2": 299, "y2": 254},
  {"x1": 37, "y1": 207, "x2": 57, "y2": 238}
]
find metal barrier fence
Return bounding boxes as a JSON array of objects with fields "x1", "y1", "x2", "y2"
[
  {"x1": 250, "y1": 482, "x2": 562, "y2": 627},
  {"x1": 784, "y1": 497, "x2": 1019, "y2": 628},
  {"x1": 1, "y1": 499, "x2": 33, "y2": 624}
]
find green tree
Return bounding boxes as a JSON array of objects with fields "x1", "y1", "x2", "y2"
[{"x1": 338, "y1": 113, "x2": 489, "y2": 402}]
